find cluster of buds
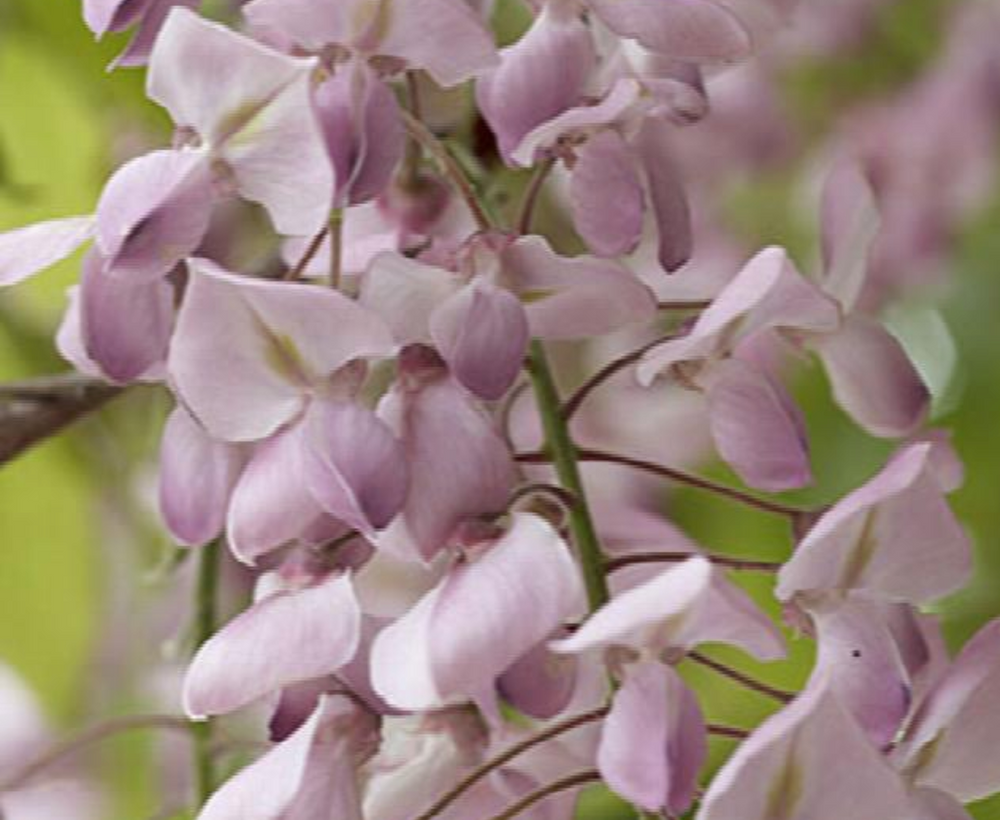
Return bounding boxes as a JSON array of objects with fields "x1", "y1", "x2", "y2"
[{"x1": 1, "y1": 1, "x2": 999, "y2": 819}]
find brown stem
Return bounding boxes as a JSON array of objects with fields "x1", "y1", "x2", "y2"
[
  {"x1": 605, "y1": 552, "x2": 782, "y2": 574},
  {"x1": 1, "y1": 714, "x2": 191, "y2": 791},
  {"x1": 515, "y1": 448, "x2": 810, "y2": 521},
  {"x1": 560, "y1": 333, "x2": 681, "y2": 422},
  {"x1": 0, "y1": 373, "x2": 122, "y2": 465},
  {"x1": 687, "y1": 651, "x2": 794, "y2": 704},
  {"x1": 286, "y1": 225, "x2": 328, "y2": 281},
  {"x1": 399, "y1": 109, "x2": 493, "y2": 232},
  {"x1": 484, "y1": 770, "x2": 602, "y2": 820},
  {"x1": 516, "y1": 158, "x2": 556, "y2": 235},
  {"x1": 411, "y1": 706, "x2": 610, "y2": 820},
  {"x1": 707, "y1": 723, "x2": 751, "y2": 740},
  {"x1": 657, "y1": 300, "x2": 711, "y2": 311}
]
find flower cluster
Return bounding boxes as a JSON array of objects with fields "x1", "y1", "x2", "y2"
[{"x1": 1, "y1": 1, "x2": 999, "y2": 819}]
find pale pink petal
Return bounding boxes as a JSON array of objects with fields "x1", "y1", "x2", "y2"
[
  {"x1": 148, "y1": 7, "x2": 309, "y2": 144},
  {"x1": 552, "y1": 556, "x2": 713, "y2": 656},
  {"x1": 169, "y1": 259, "x2": 394, "y2": 441},
  {"x1": 95, "y1": 148, "x2": 213, "y2": 282},
  {"x1": 599, "y1": 662, "x2": 705, "y2": 814},
  {"x1": 226, "y1": 425, "x2": 323, "y2": 564},
  {"x1": 909, "y1": 788, "x2": 975, "y2": 820},
  {"x1": 374, "y1": 0, "x2": 500, "y2": 86},
  {"x1": 79, "y1": 249, "x2": 174, "y2": 384},
  {"x1": 242, "y1": 0, "x2": 354, "y2": 52},
  {"x1": 199, "y1": 694, "x2": 374, "y2": 820},
  {"x1": 813, "y1": 314, "x2": 930, "y2": 438},
  {"x1": 810, "y1": 598, "x2": 911, "y2": 747},
  {"x1": 372, "y1": 513, "x2": 584, "y2": 711},
  {"x1": 897, "y1": 619, "x2": 1000, "y2": 801},
  {"x1": 633, "y1": 117, "x2": 692, "y2": 272},
  {"x1": 301, "y1": 399, "x2": 409, "y2": 536},
  {"x1": 777, "y1": 442, "x2": 971, "y2": 604},
  {"x1": 698, "y1": 682, "x2": 911, "y2": 820},
  {"x1": 55, "y1": 287, "x2": 102, "y2": 379},
  {"x1": 358, "y1": 252, "x2": 461, "y2": 344},
  {"x1": 820, "y1": 159, "x2": 880, "y2": 312},
  {"x1": 587, "y1": 0, "x2": 752, "y2": 62},
  {"x1": 430, "y1": 281, "x2": 529, "y2": 401},
  {"x1": 501, "y1": 235, "x2": 657, "y2": 338},
  {"x1": 702, "y1": 357, "x2": 812, "y2": 491},
  {"x1": 0, "y1": 216, "x2": 94, "y2": 287},
  {"x1": 511, "y1": 79, "x2": 644, "y2": 167},
  {"x1": 83, "y1": 0, "x2": 142, "y2": 35},
  {"x1": 158, "y1": 406, "x2": 246, "y2": 547},
  {"x1": 183, "y1": 573, "x2": 361, "y2": 718},
  {"x1": 477, "y1": 5, "x2": 594, "y2": 163},
  {"x1": 569, "y1": 130, "x2": 645, "y2": 258}
]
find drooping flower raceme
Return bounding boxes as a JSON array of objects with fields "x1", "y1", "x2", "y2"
[{"x1": 0, "y1": 2, "x2": 996, "y2": 820}]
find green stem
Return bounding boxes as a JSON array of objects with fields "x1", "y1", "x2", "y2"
[
  {"x1": 191, "y1": 540, "x2": 220, "y2": 807},
  {"x1": 329, "y1": 208, "x2": 344, "y2": 291},
  {"x1": 525, "y1": 340, "x2": 610, "y2": 611}
]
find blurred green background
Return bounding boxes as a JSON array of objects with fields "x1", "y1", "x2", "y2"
[{"x1": 1, "y1": 0, "x2": 999, "y2": 818}]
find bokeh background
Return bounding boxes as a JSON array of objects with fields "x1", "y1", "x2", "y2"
[{"x1": 1, "y1": 0, "x2": 999, "y2": 817}]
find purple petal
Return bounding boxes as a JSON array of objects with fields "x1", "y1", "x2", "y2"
[
  {"x1": 183, "y1": 572, "x2": 361, "y2": 718},
  {"x1": 501, "y1": 235, "x2": 657, "y2": 338},
  {"x1": 477, "y1": 5, "x2": 594, "y2": 163},
  {"x1": 430, "y1": 281, "x2": 529, "y2": 401},
  {"x1": 79, "y1": 248, "x2": 174, "y2": 384},
  {"x1": 226, "y1": 424, "x2": 324, "y2": 564},
  {"x1": 633, "y1": 117, "x2": 692, "y2": 272},
  {"x1": 96, "y1": 149, "x2": 213, "y2": 282},
  {"x1": 587, "y1": 0, "x2": 752, "y2": 63},
  {"x1": 301, "y1": 399, "x2": 409, "y2": 536},
  {"x1": 569, "y1": 130, "x2": 645, "y2": 258},
  {"x1": 496, "y1": 629, "x2": 578, "y2": 720},
  {"x1": 112, "y1": 0, "x2": 200, "y2": 68},
  {"x1": 242, "y1": 0, "x2": 355, "y2": 51},
  {"x1": 599, "y1": 662, "x2": 705, "y2": 814},
  {"x1": 703, "y1": 357, "x2": 812, "y2": 491},
  {"x1": 813, "y1": 314, "x2": 930, "y2": 438},
  {"x1": 377, "y1": 370, "x2": 517, "y2": 561},
  {"x1": 158, "y1": 406, "x2": 245, "y2": 547},
  {"x1": 0, "y1": 216, "x2": 94, "y2": 287},
  {"x1": 810, "y1": 598, "x2": 911, "y2": 748}
]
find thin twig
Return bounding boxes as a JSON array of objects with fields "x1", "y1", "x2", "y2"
[
  {"x1": 329, "y1": 209, "x2": 344, "y2": 290},
  {"x1": 484, "y1": 770, "x2": 602, "y2": 820},
  {"x1": 657, "y1": 300, "x2": 711, "y2": 311},
  {"x1": 0, "y1": 373, "x2": 122, "y2": 465},
  {"x1": 411, "y1": 705, "x2": 610, "y2": 820},
  {"x1": 399, "y1": 109, "x2": 493, "y2": 232},
  {"x1": 514, "y1": 448, "x2": 811, "y2": 521},
  {"x1": 687, "y1": 651, "x2": 794, "y2": 704},
  {"x1": 605, "y1": 552, "x2": 782, "y2": 574},
  {"x1": 561, "y1": 333, "x2": 681, "y2": 421},
  {"x1": 286, "y1": 225, "x2": 328, "y2": 281},
  {"x1": 0, "y1": 714, "x2": 191, "y2": 791},
  {"x1": 707, "y1": 723, "x2": 751, "y2": 740},
  {"x1": 516, "y1": 158, "x2": 555, "y2": 235}
]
